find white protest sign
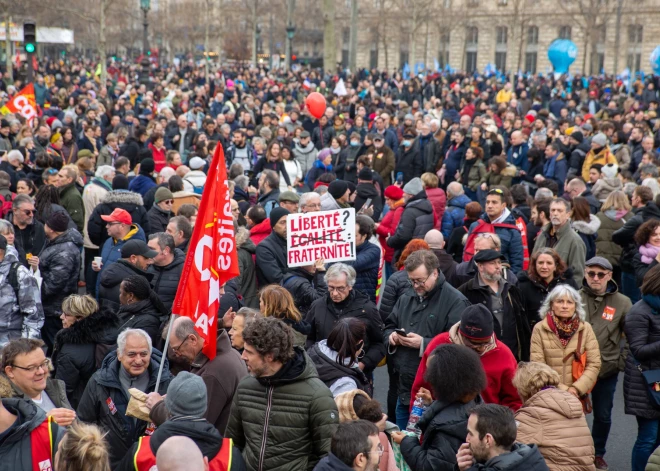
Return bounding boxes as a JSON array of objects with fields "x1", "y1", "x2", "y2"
[{"x1": 287, "y1": 208, "x2": 356, "y2": 267}]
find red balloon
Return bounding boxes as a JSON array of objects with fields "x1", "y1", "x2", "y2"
[{"x1": 306, "y1": 92, "x2": 327, "y2": 120}]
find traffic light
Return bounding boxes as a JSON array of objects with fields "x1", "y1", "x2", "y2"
[{"x1": 23, "y1": 21, "x2": 36, "y2": 54}]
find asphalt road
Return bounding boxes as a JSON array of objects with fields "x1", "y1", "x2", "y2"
[{"x1": 372, "y1": 368, "x2": 637, "y2": 471}]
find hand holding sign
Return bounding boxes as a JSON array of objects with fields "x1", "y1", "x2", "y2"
[{"x1": 287, "y1": 209, "x2": 356, "y2": 267}]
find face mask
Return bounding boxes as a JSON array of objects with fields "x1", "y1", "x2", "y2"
[
  {"x1": 350, "y1": 141, "x2": 360, "y2": 147},
  {"x1": 402, "y1": 140, "x2": 411, "y2": 147}
]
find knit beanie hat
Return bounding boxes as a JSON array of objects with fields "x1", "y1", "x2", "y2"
[
  {"x1": 328, "y1": 180, "x2": 349, "y2": 199},
  {"x1": 165, "y1": 372, "x2": 208, "y2": 417},
  {"x1": 270, "y1": 207, "x2": 290, "y2": 228},
  {"x1": 155, "y1": 186, "x2": 174, "y2": 204},
  {"x1": 403, "y1": 177, "x2": 423, "y2": 196},
  {"x1": 601, "y1": 163, "x2": 619, "y2": 180},
  {"x1": 112, "y1": 174, "x2": 129, "y2": 190},
  {"x1": 384, "y1": 185, "x2": 403, "y2": 200},
  {"x1": 45, "y1": 211, "x2": 69, "y2": 233},
  {"x1": 139, "y1": 158, "x2": 155, "y2": 175}
]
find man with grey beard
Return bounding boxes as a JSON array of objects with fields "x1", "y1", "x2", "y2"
[{"x1": 457, "y1": 249, "x2": 530, "y2": 361}]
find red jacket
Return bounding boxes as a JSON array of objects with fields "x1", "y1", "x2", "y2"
[
  {"x1": 410, "y1": 324, "x2": 522, "y2": 412},
  {"x1": 425, "y1": 188, "x2": 446, "y2": 230},
  {"x1": 250, "y1": 219, "x2": 272, "y2": 248},
  {"x1": 148, "y1": 143, "x2": 167, "y2": 172},
  {"x1": 376, "y1": 203, "x2": 405, "y2": 263}
]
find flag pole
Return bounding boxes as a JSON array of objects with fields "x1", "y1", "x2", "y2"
[{"x1": 155, "y1": 313, "x2": 176, "y2": 395}]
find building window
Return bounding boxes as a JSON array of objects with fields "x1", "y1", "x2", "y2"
[
  {"x1": 438, "y1": 31, "x2": 450, "y2": 68},
  {"x1": 495, "y1": 51, "x2": 507, "y2": 71},
  {"x1": 527, "y1": 26, "x2": 539, "y2": 44},
  {"x1": 627, "y1": 53, "x2": 641, "y2": 71},
  {"x1": 558, "y1": 25, "x2": 571, "y2": 39},
  {"x1": 370, "y1": 33, "x2": 378, "y2": 69},
  {"x1": 400, "y1": 27, "x2": 409, "y2": 69},
  {"x1": 628, "y1": 24, "x2": 643, "y2": 44},
  {"x1": 597, "y1": 25, "x2": 606, "y2": 44},
  {"x1": 466, "y1": 26, "x2": 478, "y2": 45},
  {"x1": 496, "y1": 26, "x2": 508, "y2": 44},
  {"x1": 525, "y1": 52, "x2": 537, "y2": 74},
  {"x1": 466, "y1": 52, "x2": 478, "y2": 73}
]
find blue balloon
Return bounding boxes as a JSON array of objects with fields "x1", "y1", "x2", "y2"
[
  {"x1": 547, "y1": 39, "x2": 578, "y2": 74},
  {"x1": 650, "y1": 46, "x2": 660, "y2": 75}
]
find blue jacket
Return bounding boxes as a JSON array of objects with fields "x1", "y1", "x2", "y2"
[
  {"x1": 96, "y1": 225, "x2": 147, "y2": 293},
  {"x1": 441, "y1": 194, "x2": 472, "y2": 238},
  {"x1": 344, "y1": 241, "x2": 381, "y2": 302},
  {"x1": 507, "y1": 143, "x2": 529, "y2": 172},
  {"x1": 542, "y1": 153, "x2": 568, "y2": 194},
  {"x1": 128, "y1": 175, "x2": 157, "y2": 197},
  {"x1": 468, "y1": 211, "x2": 524, "y2": 273}
]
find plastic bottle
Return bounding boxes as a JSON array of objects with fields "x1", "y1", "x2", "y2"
[{"x1": 405, "y1": 397, "x2": 427, "y2": 436}]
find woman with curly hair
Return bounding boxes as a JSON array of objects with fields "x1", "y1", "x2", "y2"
[
  {"x1": 517, "y1": 248, "x2": 578, "y2": 328},
  {"x1": 259, "y1": 284, "x2": 310, "y2": 347},
  {"x1": 390, "y1": 344, "x2": 487, "y2": 471},
  {"x1": 633, "y1": 219, "x2": 660, "y2": 284}
]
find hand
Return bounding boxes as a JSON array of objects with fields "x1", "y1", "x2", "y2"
[
  {"x1": 359, "y1": 205, "x2": 374, "y2": 217},
  {"x1": 374, "y1": 222, "x2": 380, "y2": 230},
  {"x1": 519, "y1": 170, "x2": 526, "y2": 176},
  {"x1": 145, "y1": 392, "x2": 164, "y2": 410},
  {"x1": 358, "y1": 362, "x2": 365, "y2": 371},
  {"x1": 416, "y1": 387, "x2": 433, "y2": 406},
  {"x1": 455, "y1": 170, "x2": 461, "y2": 180},
  {"x1": 48, "y1": 408, "x2": 76, "y2": 427},
  {"x1": 248, "y1": 185, "x2": 258, "y2": 194},
  {"x1": 398, "y1": 332, "x2": 422, "y2": 349},
  {"x1": 480, "y1": 183, "x2": 487, "y2": 191},
  {"x1": 534, "y1": 174, "x2": 545, "y2": 182},
  {"x1": 91, "y1": 260, "x2": 102, "y2": 272},
  {"x1": 655, "y1": 252, "x2": 660, "y2": 264},
  {"x1": 172, "y1": 135, "x2": 180, "y2": 142},
  {"x1": 568, "y1": 387, "x2": 579, "y2": 397},
  {"x1": 27, "y1": 256, "x2": 39, "y2": 269},
  {"x1": 389, "y1": 332, "x2": 400, "y2": 346},
  {"x1": 456, "y1": 443, "x2": 475, "y2": 471},
  {"x1": 390, "y1": 431, "x2": 407, "y2": 445},
  {"x1": 314, "y1": 258, "x2": 326, "y2": 272}
]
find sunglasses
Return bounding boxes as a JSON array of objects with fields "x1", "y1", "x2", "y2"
[
  {"x1": 488, "y1": 188, "x2": 504, "y2": 195},
  {"x1": 586, "y1": 271, "x2": 609, "y2": 279},
  {"x1": 21, "y1": 209, "x2": 36, "y2": 215}
]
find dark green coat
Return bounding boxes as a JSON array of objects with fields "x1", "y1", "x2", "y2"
[
  {"x1": 59, "y1": 182, "x2": 85, "y2": 232},
  {"x1": 225, "y1": 348, "x2": 338, "y2": 471}
]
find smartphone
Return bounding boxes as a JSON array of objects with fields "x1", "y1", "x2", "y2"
[
  {"x1": 395, "y1": 328, "x2": 408, "y2": 337},
  {"x1": 359, "y1": 198, "x2": 372, "y2": 213},
  {"x1": 396, "y1": 172, "x2": 404, "y2": 184}
]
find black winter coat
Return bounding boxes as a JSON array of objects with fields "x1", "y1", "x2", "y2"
[
  {"x1": 396, "y1": 142, "x2": 425, "y2": 185},
  {"x1": 146, "y1": 205, "x2": 172, "y2": 236},
  {"x1": 255, "y1": 231, "x2": 288, "y2": 286},
  {"x1": 307, "y1": 342, "x2": 372, "y2": 396},
  {"x1": 306, "y1": 290, "x2": 385, "y2": 372},
  {"x1": 447, "y1": 259, "x2": 519, "y2": 290},
  {"x1": 399, "y1": 397, "x2": 482, "y2": 471},
  {"x1": 388, "y1": 191, "x2": 435, "y2": 259},
  {"x1": 458, "y1": 274, "x2": 530, "y2": 361},
  {"x1": 613, "y1": 203, "x2": 660, "y2": 273},
  {"x1": 467, "y1": 444, "x2": 549, "y2": 471},
  {"x1": 624, "y1": 298, "x2": 660, "y2": 419},
  {"x1": 383, "y1": 274, "x2": 470, "y2": 405},
  {"x1": 52, "y1": 308, "x2": 119, "y2": 409},
  {"x1": 516, "y1": 270, "x2": 577, "y2": 328},
  {"x1": 378, "y1": 269, "x2": 412, "y2": 323},
  {"x1": 77, "y1": 350, "x2": 171, "y2": 469},
  {"x1": 117, "y1": 298, "x2": 167, "y2": 348},
  {"x1": 9, "y1": 217, "x2": 46, "y2": 267},
  {"x1": 344, "y1": 241, "x2": 381, "y2": 303},
  {"x1": 87, "y1": 191, "x2": 150, "y2": 249},
  {"x1": 353, "y1": 183, "x2": 383, "y2": 222},
  {"x1": 148, "y1": 249, "x2": 185, "y2": 312},
  {"x1": 38, "y1": 229, "x2": 83, "y2": 318},
  {"x1": 237, "y1": 237, "x2": 259, "y2": 309},
  {"x1": 282, "y1": 268, "x2": 328, "y2": 318},
  {"x1": 98, "y1": 259, "x2": 154, "y2": 314},
  {"x1": 118, "y1": 136, "x2": 143, "y2": 169}
]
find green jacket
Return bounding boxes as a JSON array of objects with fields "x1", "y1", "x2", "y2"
[
  {"x1": 595, "y1": 210, "x2": 631, "y2": 268},
  {"x1": 59, "y1": 182, "x2": 85, "y2": 233},
  {"x1": 462, "y1": 160, "x2": 487, "y2": 192},
  {"x1": 580, "y1": 280, "x2": 631, "y2": 379},
  {"x1": 648, "y1": 446, "x2": 660, "y2": 471},
  {"x1": 225, "y1": 348, "x2": 338, "y2": 471},
  {"x1": 533, "y1": 221, "x2": 586, "y2": 284}
]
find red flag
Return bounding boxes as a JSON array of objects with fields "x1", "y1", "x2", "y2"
[
  {"x1": 172, "y1": 144, "x2": 239, "y2": 360},
  {"x1": 1, "y1": 83, "x2": 37, "y2": 123}
]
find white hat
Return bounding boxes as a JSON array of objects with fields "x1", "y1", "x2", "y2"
[
  {"x1": 188, "y1": 157, "x2": 206, "y2": 170},
  {"x1": 601, "y1": 163, "x2": 619, "y2": 179}
]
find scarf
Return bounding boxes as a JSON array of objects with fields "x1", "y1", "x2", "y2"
[
  {"x1": 643, "y1": 294, "x2": 660, "y2": 314},
  {"x1": 543, "y1": 153, "x2": 558, "y2": 179},
  {"x1": 639, "y1": 243, "x2": 660, "y2": 264},
  {"x1": 547, "y1": 312, "x2": 580, "y2": 347},
  {"x1": 461, "y1": 157, "x2": 478, "y2": 185}
]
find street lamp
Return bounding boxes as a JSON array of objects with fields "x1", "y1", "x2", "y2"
[
  {"x1": 139, "y1": 0, "x2": 151, "y2": 87},
  {"x1": 285, "y1": 24, "x2": 296, "y2": 69}
]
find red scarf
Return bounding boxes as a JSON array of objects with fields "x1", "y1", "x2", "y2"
[{"x1": 547, "y1": 313, "x2": 580, "y2": 347}]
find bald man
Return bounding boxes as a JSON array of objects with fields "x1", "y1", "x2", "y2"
[
  {"x1": 424, "y1": 229, "x2": 457, "y2": 280},
  {"x1": 506, "y1": 130, "x2": 529, "y2": 172},
  {"x1": 566, "y1": 178, "x2": 601, "y2": 214},
  {"x1": 157, "y1": 436, "x2": 207, "y2": 471}
]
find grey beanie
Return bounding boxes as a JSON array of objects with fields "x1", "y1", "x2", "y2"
[
  {"x1": 403, "y1": 177, "x2": 423, "y2": 196},
  {"x1": 165, "y1": 371, "x2": 208, "y2": 417},
  {"x1": 591, "y1": 132, "x2": 607, "y2": 147}
]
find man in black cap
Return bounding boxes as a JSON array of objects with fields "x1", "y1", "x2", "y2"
[
  {"x1": 97, "y1": 239, "x2": 156, "y2": 314},
  {"x1": 457, "y1": 249, "x2": 529, "y2": 361},
  {"x1": 354, "y1": 167, "x2": 383, "y2": 221},
  {"x1": 326, "y1": 180, "x2": 351, "y2": 209},
  {"x1": 0, "y1": 119, "x2": 11, "y2": 152},
  {"x1": 255, "y1": 207, "x2": 290, "y2": 285},
  {"x1": 39, "y1": 211, "x2": 84, "y2": 353},
  {"x1": 565, "y1": 130, "x2": 590, "y2": 180}
]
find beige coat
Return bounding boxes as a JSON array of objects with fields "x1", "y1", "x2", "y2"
[
  {"x1": 516, "y1": 387, "x2": 596, "y2": 471},
  {"x1": 530, "y1": 318, "x2": 601, "y2": 395}
]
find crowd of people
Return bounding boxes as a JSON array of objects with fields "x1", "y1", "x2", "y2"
[{"x1": 2, "y1": 57, "x2": 660, "y2": 470}]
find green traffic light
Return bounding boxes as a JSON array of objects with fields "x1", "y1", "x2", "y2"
[{"x1": 25, "y1": 43, "x2": 35, "y2": 53}]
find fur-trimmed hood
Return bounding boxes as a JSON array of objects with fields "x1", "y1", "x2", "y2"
[
  {"x1": 101, "y1": 189, "x2": 144, "y2": 206},
  {"x1": 571, "y1": 214, "x2": 601, "y2": 235},
  {"x1": 54, "y1": 308, "x2": 119, "y2": 347}
]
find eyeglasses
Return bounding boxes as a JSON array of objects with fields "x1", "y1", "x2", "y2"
[
  {"x1": 305, "y1": 203, "x2": 321, "y2": 210},
  {"x1": 231, "y1": 207, "x2": 241, "y2": 213},
  {"x1": 366, "y1": 444, "x2": 384, "y2": 457},
  {"x1": 12, "y1": 358, "x2": 50, "y2": 374},
  {"x1": 162, "y1": 199, "x2": 174, "y2": 205},
  {"x1": 171, "y1": 336, "x2": 189, "y2": 354},
  {"x1": 408, "y1": 273, "x2": 433, "y2": 287},
  {"x1": 328, "y1": 285, "x2": 349, "y2": 294},
  {"x1": 587, "y1": 271, "x2": 610, "y2": 279},
  {"x1": 462, "y1": 336, "x2": 492, "y2": 352},
  {"x1": 20, "y1": 209, "x2": 36, "y2": 215}
]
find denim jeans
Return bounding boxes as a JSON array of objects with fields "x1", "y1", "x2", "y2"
[
  {"x1": 591, "y1": 374, "x2": 618, "y2": 457},
  {"x1": 621, "y1": 271, "x2": 641, "y2": 305},
  {"x1": 632, "y1": 417, "x2": 660, "y2": 471},
  {"x1": 395, "y1": 399, "x2": 410, "y2": 431},
  {"x1": 385, "y1": 262, "x2": 394, "y2": 281}
]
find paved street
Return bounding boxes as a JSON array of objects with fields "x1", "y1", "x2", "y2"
[{"x1": 373, "y1": 368, "x2": 637, "y2": 471}]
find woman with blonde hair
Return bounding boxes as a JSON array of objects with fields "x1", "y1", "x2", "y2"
[
  {"x1": 596, "y1": 190, "x2": 631, "y2": 285},
  {"x1": 513, "y1": 361, "x2": 595, "y2": 470},
  {"x1": 259, "y1": 285, "x2": 310, "y2": 346},
  {"x1": 55, "y1": 421, "x2": 111, "y2": 471},
  {"x1": 530, "y1": 285, "x2": 601, "y2": 401}
]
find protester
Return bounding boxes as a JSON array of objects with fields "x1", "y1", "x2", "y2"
[
  {"x1": 255, "y1": 206, "x2": 289, "y2": 285},
  {"x1": 345, "y1": 215, "x2": 381, "y2": 302},
  {"x1": 146, "y1": 233, "x2": 185, "y2": 311},
  {"x1": 116, "y1": 275, "x2": 169, "y2": 348},
  {"x1": 147, "y1": 187, "x2": 174, "y2": 235},
  {"x1": 313, "y1": 420, "x2": 381, "y2": 471},
  {"x1": 228, "y1": 307, "x2": 263, "y2": 352},
  {"x1": 595, "y1": 190, "x2": 631, "y2": 286},
  {"x1": 9, "y1": 194, "x2": 46, "y2": 267}
]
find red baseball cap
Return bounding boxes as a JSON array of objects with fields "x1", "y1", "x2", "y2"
[{"x1": 101, "y1": 208, "x2": 132, "y2": 225}]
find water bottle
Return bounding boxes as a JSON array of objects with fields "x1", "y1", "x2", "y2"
[{"x1": 405, "y1": 396, "x2": 427, "y2": 436}]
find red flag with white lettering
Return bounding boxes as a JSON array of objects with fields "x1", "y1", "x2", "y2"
[{"x1": 172, "y1": 144, "x2": 239, "y2": 360}]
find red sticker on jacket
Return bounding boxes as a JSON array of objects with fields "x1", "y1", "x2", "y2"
[
  {"x1": 106, "y1": 397, "x2": 118, "y2": 415},
  {"x1": 602, "y1": 306, "x2": 616, "y2": 322}
]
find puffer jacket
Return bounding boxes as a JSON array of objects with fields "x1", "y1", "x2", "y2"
[
  {"x1": 0, "y1": 247, "x2": 43, "y2": 346},
  {"x1": 293, "y1": 141, "x2": 319, "y2": 179},
  {"x1": 307, "y1": 340, "x2": 371, "y2": 397},
  {"x1": 128, "y1": 174, "x2": 157, "y2": 197},
  {"x1": 77, "y1": 349, "x2": 172, "y2": 469},
  {"x1": 595, "y1": 209, "x2": 631, "y2": 269},
  {"x1": 52, "y1": 308, "x2": 119, "y2": 409},
  {"x1": 591, "y1": 177, "x2": 623, "y2": 202},
  {"x1": 306, "y1": 289, "x2": 385, "y2": 372},
  {"x1": 387, "y1": 191, "x2": 435, "y2": 260},
  {"x1": 116, "y1": 298, "x2": 166, "y2": 348},
  {"x1": 183, "y1": 170, "x2": 207, "y2": 193},
  {"x1": 571, "y1": 215, "x2": 601, "y2": 260},
  {"x1": 480, "y1": 164, "x2": 517, "y2": 189},
  {"x1": 146, "y1": 204, "x2": 172, "y2": 236},
  {"x1": 613, "y1": 203, "x2": 660, "y2": 273},
  {"x1": 582, "y1": 146, "x2": 617, "y2": 181},
  {"x1": 624, "y1": 297, "x2": 660, "y2": 419},
  {"x1": 281, "y1": 267, "x2": 328, "y2": 318},
  {"x1": 442, "y1": 194, "x2": 472, "y2": 240},
  {"x1": 225, "y1": 348, "x2": 338, "y2": 471},
  {"x1": 148, "y1": 248, "x2": 184, "y2": 310},
  {"x1": 38, "y1": 228, "x2": 83, "y2": 318},
  {"x1": 461, "y1": 159, "x2": 488, "y2": 192},
  {"x1": 466, "y1": 443, "x2": 549, "y2": 471},
  {"x1": 469, "y1": 210, "x2": 524, "y2": 273},
  {"x1": 98, "y1": 258, "x2": 154, "y2": 314},
  {"x1": 378, "y1": 269, "x2": 411, "y2": 323},
  {"x1": 399, "y1": 396, "x2": 482, "y2": 471},
  {"x1": 530, "y1": 317, "x2": 601, "y2": 395},
  {"x1": 580, "y1": 280, "x2": 631, "y2": 379},
  {"x1": 236, "y1": 227, "x2": 259, "y2": 308},
  {"x1": 647, "y1": 446, "x2": 660, "y2": 471},
  {"x1": 426, "y1": 187, "x2": 447, "y2": 229},
  {"x1": 255, "y1": 231, "x2": 288, "y2": 286},
  {"x1": 353, "y1": 183, "x2": 383, "y2": 222},
  {"x1": 396, "y1": 142, "x2": 424, "y2": 185},
  {"x1": 87, "y1": 190, "x2": 150, "y2": 249},
  {"x1": 517, "y1": 270, "x2": 578, "y2": 328},
  {"x1": 345, "y1": 241, "x2": 381, "y2": 302},
  {"x1": 515, "y1": 387, "x2": 595, "y2": 471},
  {"x1": 376, "y1": 201, "x2": 405, "y2": 263}
]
